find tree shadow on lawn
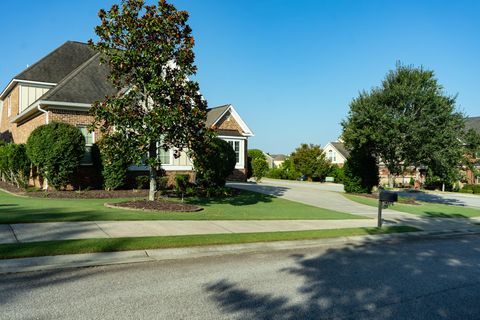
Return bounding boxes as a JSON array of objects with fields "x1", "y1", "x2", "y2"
[
  {"x1": 205, "y1": 235, "x2": 480, "y2": 319},
  {"x1": 187, "y1": 188, "x2": 288, "y2": 208},
  {"x1": 422, "y1": 211, "x2": 470, "y2": 219},
  {"x1": 397, "y1": 191, "x2": 467, "y2": 206}
]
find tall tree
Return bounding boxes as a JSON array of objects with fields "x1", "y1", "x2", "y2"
[
  {"x1": 343, "y1": 63, "x2": 465, "y2": 188},
  {"x1": 90, "y1": 0, "x2": 207, "y2": 200},
  {"x1": 290, "y1": 143, "x2": 331, "y2": 181}
]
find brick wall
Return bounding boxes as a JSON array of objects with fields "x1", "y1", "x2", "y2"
[{"x1": 50, "y1": 108, "x2": 102, "y2": 141}]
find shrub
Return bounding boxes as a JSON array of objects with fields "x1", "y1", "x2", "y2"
[
  {"x1": 473, "y1": 185, "x2": 480, "y2": 194},
  {"x1": 26, "y1": 122, "x2": 85, "y2": 190},
  {"x1": 97, "y1": 133, "x2": 137, "y2": 190},
  {"x1": 252, "y1": 157, "x2": 269, "y2": 182},
  {"x1": 192, "y1": 137, "x2": 236, "y2": 188},
  {"x1": 327, "y1": 165, "x2": 345, "y2": 183},
  {"x1": 156, "y1": 176, "x2": 169, "y2": 192},
  {"x1": 0, "y1": 143, "x2": 31, "y2": 188},
  {"x1": 343, "y1": 151, "x2": 379, "y2": 194},
  {"x1": 135, "y1": 175, "x2": 149, "y2": 189},
  {"x1": 175, "y1": 174, "x2": 190, "y2": 193}
]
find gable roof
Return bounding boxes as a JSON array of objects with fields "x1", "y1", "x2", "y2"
[
  {"x1": 39, "y1": 53, "x2": 116, "y2": 104},
  {"x1": 466, "y1": 117, "x2": 480, "y2": 133},
  {"x1": 206, "y1": 104, "x2": 254, "y2": 137},
  {"x1": 326, "y1": 142, "x2": 350, "y2": 159},
  {"x1": 15, "y1": 41, "x2": 96, "y2": 84}
]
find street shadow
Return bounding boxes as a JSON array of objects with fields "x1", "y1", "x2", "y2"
[{"x1": 205, "y1": 235, "x2": 480, "y2": 319}]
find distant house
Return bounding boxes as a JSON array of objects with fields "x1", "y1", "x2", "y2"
[
  {"x1": 263, "y1": 153, "x2": 275, "y2": 168},
  {"x1": 272, "y1": 154, "x2": 287, "y2": 168},
  {"x1": 0, "y1": 41, "x2": 254, "y2": 187},
  {"x1": 323, "y1": 141, "x2": 349, "y2": 167}
]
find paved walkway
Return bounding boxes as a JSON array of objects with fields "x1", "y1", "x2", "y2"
[{"x1": 0, "y1": 219, "x2": 378, "y2": 244}]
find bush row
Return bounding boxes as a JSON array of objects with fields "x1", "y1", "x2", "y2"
[
  {"x1": 0, "y1": 142, "x2": 31, "y2": 188},
  {"x1": 460, "y1": 184, "x2": 480, "y2": 194}
]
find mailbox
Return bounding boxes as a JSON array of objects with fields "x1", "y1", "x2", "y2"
[{"x1": 379, "y1": 190, "x2": 398, "y2": 203}]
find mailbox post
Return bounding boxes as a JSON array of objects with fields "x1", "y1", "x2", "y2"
[{"x1": 377, "y1": 190, "x2": 398, "y2": 227}]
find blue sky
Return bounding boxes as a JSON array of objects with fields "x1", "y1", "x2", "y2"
[{"x1": 1, "y1": 0, "x2": 479, "y2": 154}]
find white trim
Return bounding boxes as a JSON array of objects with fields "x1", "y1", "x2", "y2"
[
  {"x1": 218, "y1": 135, "x2": 247, "y2": 140},
  {"x1": 128, "y1": 165, "x2": 193, "y2": 172},
  {"x1": 0, "y1": 100, "x2": 3, "y2": 124},
  {"x1": 0, "y1": 79, "x2": 57, "y2": 99},
  {"x1": 222, "y1": 138, "x2": 245, "y2": 169},
  {"x1": 211, "y1": 104, "x2": 254, "y2": 137}
]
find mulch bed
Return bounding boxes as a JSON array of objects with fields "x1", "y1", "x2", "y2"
[
  {"x1": 107, "y1": 200, "x2": 203, "y2": 212},
  {"x1": 26, "y1": 189, "x2": 149, "y2": 199},
  {"x1": 0, "y1": 180, "x2": 149, "y2": 199}
]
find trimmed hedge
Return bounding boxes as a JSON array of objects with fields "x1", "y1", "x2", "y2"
[
  {"x1": 26, "y1": 122, "x2": 85, "y2": 190},
  {"x1": 0, "y1": 143, "x2": 31, "y2": 188}
]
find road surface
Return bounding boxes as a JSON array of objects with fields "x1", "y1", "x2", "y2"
[{"x1": 2, "y1": 234, "x2": 480, "y2": 319}]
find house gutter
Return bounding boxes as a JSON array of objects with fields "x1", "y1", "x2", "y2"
[{"x1": 37, "y1": 105, "x2": 49, "y2": 124}]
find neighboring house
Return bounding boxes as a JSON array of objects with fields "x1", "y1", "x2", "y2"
[
  {"x1": 465, "y1": 116, "x2": 480, "y2": 184},
  {"x1": 0, "y1": 41, "x2": 253, "y2": 187},
  {"x1": 323, "y1": 141, "x2": 349, "y2": 167},
  {"x1": 271, "y1": 154, "x2": 287, "y2": 168},
  {"x1": 263, "y1": 153, "x2": 275, "y2": 168}
]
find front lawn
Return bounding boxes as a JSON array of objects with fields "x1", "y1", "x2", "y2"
[
  {"x1": 0, "y1": 226, "x2": 419, "y2": 259},
  {"x1": 0, "y1": 189, "x2": 363, "y2": 223},
  {"x1": 343, "y1": 194, "x2": 480, "y2": 218}
]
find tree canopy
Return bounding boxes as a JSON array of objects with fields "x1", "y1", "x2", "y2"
[
  {"x1": 290, "y1": 143, "x2": 331, "y2": 181},
  {"x1": 90, "y1": 0, "x2": 207, "y2": 200},
  {"x1": 342, "y1": 63, "x2": 465, "y2": 188}
]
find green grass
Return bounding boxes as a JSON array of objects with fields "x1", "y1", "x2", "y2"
[
  {"x1": 0, "y1": 226, "x2": 419, "y2": 259},
  {"x1": 0, "y1": 189, "x2": 362, "y2": 223},
  {"x1": 343, "y1": 194, "x2": 480, "y2": 218}
]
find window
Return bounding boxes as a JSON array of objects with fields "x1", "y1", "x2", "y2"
[
  {"x1": 158, "y1": 147, "x2": 171, "y2": 165},
  {"x1": 78, "y1": 126, "x2": 95, "y2": 165},
  {"x1": 327, "y1": 150, "x2": 336, "y2": 162},
  {"x1": 227, "y1": 140, "x2": 240, "y2": 164}
]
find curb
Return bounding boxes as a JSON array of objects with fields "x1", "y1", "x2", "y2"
[{"x1": 1, "y1": 229, "x2": 480, "y2": 275}]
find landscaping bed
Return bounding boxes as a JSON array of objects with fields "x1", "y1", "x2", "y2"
[
  {"x1": 27, "y1": 189, "x2": 149, "y2": 199},
  {"x1": 107, "y1": 200, "x2": 202, "y2": 212},
  {"x1": 355, "y1": 192, "x2": 419, "y2": 205}
]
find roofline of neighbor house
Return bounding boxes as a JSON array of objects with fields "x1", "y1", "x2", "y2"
[{"x1": 0, "y1": 79, "x2": 57, "y2": 100}]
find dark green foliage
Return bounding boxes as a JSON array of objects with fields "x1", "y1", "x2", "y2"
[
  {"x1": 265, "y1": 158, "x2": 300, "y2": 180},
  {"x1": 175, "y1": 174, "x2": 190, "y2": 194},
  {"x1": 461, "y1": 184, "x2": 480, "y2": 194},
  {"x1": 343, "y1": 152, "x2": 379, "y2": 194},
  {"x1": 26, "y1": 122, "x2": 85, "y2": 190},
  {"x1": 248, "y1": 149, "x2": 268, "y2": 180},
  {"x1": 290, "y1": 143, "x2": 331, "y2": 181},
  {"x1": 246, "y1": 156, "x2": 253, "y2": 179},
  {"x1": 156, "y1": 176, "x2": 169, "y2": 192},
  {"x1": 327, "y1": 165, "x2": 345, "y2": 183},
  {"x1": 90, "y1": 0, "x2": 208, "y2": 200},
  {"x1": 98, "y1": 133, "x2": 136, "y2": 191},
  {"x1": 192, "y1": 136, "x2": 236, "y2": 188},
  {"x1": 252, "y1": 157, "x2": 269, "y2": 182},
  {"x1": 0, "y1": 143, "x2": 31, "y2": 188},
  {"x1": 342, "y1": 63, "x2": 465, "y2": 188},
  {"x1": 135, "y1": 176, "x2": 149, "y2": 189}
]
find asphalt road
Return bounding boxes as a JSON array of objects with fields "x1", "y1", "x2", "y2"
[{"x1": 2, "y1": 235, "x2": 480, "y2": 319}]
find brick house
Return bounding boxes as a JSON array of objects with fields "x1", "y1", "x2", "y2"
[{"x1": 0, "y1": 41, "x2": 253, "y2": 187}]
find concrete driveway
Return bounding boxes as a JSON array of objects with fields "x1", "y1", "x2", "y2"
[{"x1": 227, "y1": 179, "x2": 480, "y2": 232}]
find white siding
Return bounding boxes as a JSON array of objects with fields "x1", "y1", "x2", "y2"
[{"x1": 19, "y1": 84, "x2": 51, "y2": 113}]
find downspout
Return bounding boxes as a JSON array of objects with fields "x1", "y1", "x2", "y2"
[
  {"x1": 37, "y1": 105, "x2": 49, "y2": 124},
  {"x1": 37, "y1": 105, "x2": 49, "y2": 190}
]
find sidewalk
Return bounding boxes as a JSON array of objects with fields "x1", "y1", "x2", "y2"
[{"x1": 0, "y1": 219, "x2": 378, "y2": 244}]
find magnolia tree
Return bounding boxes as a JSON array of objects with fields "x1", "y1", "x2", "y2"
[{"x1": 90, "y1": 0, "x2": 208, "y2": 200}]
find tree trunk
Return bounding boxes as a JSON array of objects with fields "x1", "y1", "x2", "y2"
[
  {"x1": 388, "y1": 174, "x2": 395, "y2": 188},
  {"x1": 442, "y1": 183, "x2": 445, "y2": 192},
  {"x1": 148, "y1": 141, "x2": 157, "y2": 201}
]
